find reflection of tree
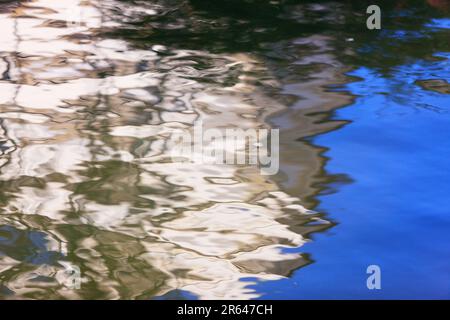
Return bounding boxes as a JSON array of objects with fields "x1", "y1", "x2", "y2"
[
  {"x1": 0, "y1": 225, "x2": 62, "y2": 265},
  {"x1": 104, "y1": 0, "x2": 450, "y2": 210},
  {"x1": 0, "y1": 0, "x2": 335, "y2": 299}
]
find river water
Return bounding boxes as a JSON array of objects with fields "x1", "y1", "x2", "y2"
[{"x1": 0, "y1": 0, "x2": 448, "y2": 299}]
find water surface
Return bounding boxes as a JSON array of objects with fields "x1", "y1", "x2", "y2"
[{"x1": 0, "y1": 0, "x2": 449, "y2": 299}]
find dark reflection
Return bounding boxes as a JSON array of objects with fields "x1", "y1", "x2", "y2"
[
  {"x1": 0, "y1": 0, "x2": 448, "y2": 299},
  {"x1": 68, "y1": 160, "x2": 156, "y2": 207},
  {"x1": 103, "y1": 0, "x2": 450, "y2": 208}
]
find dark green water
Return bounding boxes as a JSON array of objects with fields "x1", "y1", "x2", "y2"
[{"x1": 0, "y1": 0, "x2": 448, "y2": 299}]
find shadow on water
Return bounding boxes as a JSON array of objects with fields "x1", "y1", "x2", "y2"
[{"x1": 0, "y1": 0, "x2": 448, "y2": 298}]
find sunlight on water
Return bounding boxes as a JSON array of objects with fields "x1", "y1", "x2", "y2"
[{"x1": 0, "y1": 0, "x2": 332, "y2": 299}]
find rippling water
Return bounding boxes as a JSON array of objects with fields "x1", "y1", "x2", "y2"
[{"x1": 0, "y1": 0, "x2": 449, "y2": 299}]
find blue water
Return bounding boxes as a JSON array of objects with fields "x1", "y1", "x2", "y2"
[{"x1": 253, "y1": 43, "x2": 450, "y2": 300}]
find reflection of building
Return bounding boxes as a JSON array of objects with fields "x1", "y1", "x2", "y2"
[
  {"x1": 0, "y1": 0, "x2": 336, "y2": 299},
  {"x1": 266, "y1": 35, "x2": 355, "y2": 208}
]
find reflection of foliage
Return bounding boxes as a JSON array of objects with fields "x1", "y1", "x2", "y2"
[
  {"x1": 0, "y1": 0, "x2": 19, "y2": 13},
  {"x1": 68, "y1": 160, "x2": 156, "y2": 208},
  {"x1": 0, "y1": 225, "x2": 62, "y2": 265},
  {"x1": 105, "y1": 0, "x2": 449, "y2": 72},
  {"x1": 415, "y1": 79, "x2": 450, "y2": 94},
  {"x1": 0, "y1": 176, "x2": 46, "y2": 207}
]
